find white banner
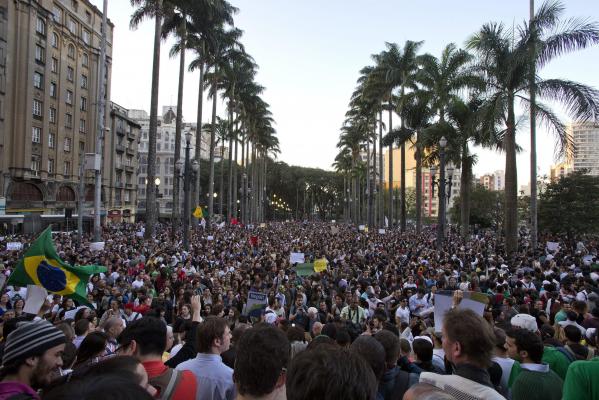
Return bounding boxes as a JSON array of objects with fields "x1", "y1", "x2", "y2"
[
  {"x1": 89, "y1": 242, "x2": 105, "y2": 252},
  {"x1": 290, "y1": 252, "x2": 305, "y2": 264},
  {"x1": 6, "y1": 242, "x2": 23, "y2": 251},
  {"x1": 546, "y1": 242, "x2": 560, "y2": 252},
  {"x1": 23, "y1": 285, "x2": 48, "y2": 315}
]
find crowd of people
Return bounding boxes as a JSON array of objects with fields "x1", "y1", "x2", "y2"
[{"x1": 0, "y1": 221, "x2": 597, "y2": 400}]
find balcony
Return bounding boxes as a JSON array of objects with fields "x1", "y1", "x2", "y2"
[
  {"x1": 126, "y1": 183, "x2": 134, "y2": 189},
  {"x1": 116, "y1": 126, "x2": 125, "y2": 136},
  {"x1": 115, "y1": 144, "x2": 125, "y2": 153},
  {"x1": 127, "y1": 130, "x2": 136, "y2": 140},
  {"x1": 115, "y1": 163, "x2": 124, "y2": 170},
  {"x1": 125, "y1": 165, "x2": 134, "y2": 173},
  {"x1": 115, "y1": 182, "x2": 124, "y2": 188},
  {"x1": 126, "y1": 147, "x2": 135, "y2": 156}
]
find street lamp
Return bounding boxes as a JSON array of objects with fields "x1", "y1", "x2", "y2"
[
  {"x1": 430, "y1": 136, "x2": 452, "y2": 250},
  {"x1": 181, "y1": 131, "x2": 198, "y2": 250}
]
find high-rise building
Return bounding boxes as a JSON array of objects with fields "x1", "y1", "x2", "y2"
[
  {"x1": 479, "y1": 174, "x2": 495, "y2": 191},
  {"x1": 383, "y1": 146, "x2": 417, "y2": 189},
  {"x1": 105, "y1": 102, "x2": 140, "y2": 223},
  {"x1": 568, "y1": 121, "x2": 599, "y2": 176},
  {"x1": 131, "y1": 106, "x2": 212, "y2": 218},
  {"x1": 422, "y1": 164, "x2": 461, "y2": 218},
  {"x1": 549, "y1": 160, "x2": 573, "y2": 181},
  {"x1": 493, "y1": 170, "x2": 505, "y2": 191},
  {"x1": 0, "y1": 0, "x2": 113, "y2": 214}
]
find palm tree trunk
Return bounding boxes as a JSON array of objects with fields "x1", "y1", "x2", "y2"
[
  {"x1": 240, "y1": 137, "x2": 245, "y2": 223},
  {"x1": 218, "y1": 141, "x2": 225, "y2": 216},
  {"x1": 415, "y1": 139, "x2": 422, "y2": 233},
  {"x1": 245, "y1": 139, "x2": 250, "y2": 224},
  {"x1": 379, "y1": 109, "x2": 384, "y2": 228},
  {"x1": 460, "y1": 143, "x2": 471, "y2": 238},
  {"x1": 400, "y1": 85, "x2": 407, "y2": 232},
  {"x1": 529, "y1": 0, "x2": 538, "y2": 253},
  {"x1": 207, "y1": 67, "x2": 218, "y2": 228},
  {"x1": 193, "y1": 62, "x2": 204, "y2": 207},
  {"x1": 227, "y1": 132, "x2": 233, "y2": 223},
  {"x1": 366, "y1": 140, "x2": 372, "y2": 228},
  {"x1": 144, "y1": 0, "x2": 162, "y2": 239},
  {"x1": 172, "y1": 19, "x2": 186, "y2": 237},
  {"x1": 505, "y1": 94, "x2": 518, "y2": 255},
  {"x1": 232, "y1": 125, "x2": 238, "y2": 219},
  {"x1": 372, "y1": 133, "x2": 377, "y2": 228},
  {"x1": 388, "y1": 106, "x2": 393, "y2": 227}
]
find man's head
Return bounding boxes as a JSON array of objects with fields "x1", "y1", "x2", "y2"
[
  {"x1": 103, "y1": 317, "x2": 124, "y2": 340},
  {"x1": 442, "y1": 308, "x2": 495, "y2": 368},
  {"x1": 1, "y1": 320, "x2": 66, "y2": 388},
  {"x1": 117, "y1": 317, "x2": 167, "y2": 358},
  {"x1": 233, "y1": 325, "x2": 290, "y2": 398},
  {"x1": 196, "y1": 316, "x2": 231, "y2": 355},
  {"x1": 505, "y1": 327, "x2": 544, "y2": 364},
  {"x1": 287, "y1": 346, "x2": 377, "y2": 400},
  {"x1": 374, "y1": 330, "x2": 400, "y2": 370},
  {"x1": 350, "y1": 335, "x2": 386, "y2": 381}
]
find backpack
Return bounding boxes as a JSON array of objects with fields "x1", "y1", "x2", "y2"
[{"x1": 149, "y1": 368, "x2": 182, "y2": 400}]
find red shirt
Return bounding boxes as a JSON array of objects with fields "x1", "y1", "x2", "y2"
[{"x1": 142, "y1": 360, "x2": 197, "y2": 400}]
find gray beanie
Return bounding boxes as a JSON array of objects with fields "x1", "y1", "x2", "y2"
[{"x1": 2, "y1": 320, "x2": 66, "y2": 366}]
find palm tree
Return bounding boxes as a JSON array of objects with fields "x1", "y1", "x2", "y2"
[
  {"x1": 468, "y1": 1, "x2": 599, "y2": 254},
  {"x1": 130, "y1": 0, "x2": 167, "y2": 238}
]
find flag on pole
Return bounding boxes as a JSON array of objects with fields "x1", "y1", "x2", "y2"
[
  {"x1": 7, "y1": 227, "x2": 106, "y2": 306},
  {"x1": 193, "y1": 206, "x2": 204, "y2": 219}
]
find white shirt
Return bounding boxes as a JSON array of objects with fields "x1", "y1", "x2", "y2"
[
  {"x1": 395, "y1": 306, "x2": 410, "y2": 325},
  {"x1": 131, "y1": 279, "x2": 144, "y2": 289}
]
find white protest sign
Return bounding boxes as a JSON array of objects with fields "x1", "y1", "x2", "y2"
[
  {"x1": 546, "y1": 242, "x2": 560, "y2": 252},
  {"x1": 290, "y1": 252, "x2": 305, "y2": 264},
  {"x1": 583, "y1": 255, "x2": 594, "y2": 266},
  {"x1": 378, "y1": 229, "x2": 386, "y2": 234},
  {"x1": 136, "y1": 231, "x2": 144, "y2": 237},
  {"x1": 259, "y1": 223, "x2": 266, "y2": 228},
  {"x1": 6, "y1": 242, "x2": 22, "y2": 251},
  {"x1": 23, "y1": 285, "x2": 48, "y2": 315},
  {"x1": 243, "y1": 290, "x2": 268, "y2": 318},
  {"x1": 207, "y1": 235, "x2": 214, "y2": 241},
  {"x1": 89, "y1": 242, "x2": 105, "y2": 252},
  {"x1": 433, "y1": 291, "x2": 488, "y2": 332},
  {"x1": 358, "y1": 225, "x2": 365, "y2": 231}
]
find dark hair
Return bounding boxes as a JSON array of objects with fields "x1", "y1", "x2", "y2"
[
  {"x1": 374, "y1": 330, "x2": 400, "y2": 367},
  {"x1": 75, "y1": 332, "x2": 109, "y2": 368},
  {"x1": 74, "y1": 319, "x2": 91, "y2": 336},
  {"x1": 231, "y1": 323, "x2": 251, "y2": 345},
  {"x1": 506, "y1": 327, "x2": 544, "y2": 363},
  {"x1": 350, "y1": 335, "x2": 385, "y2": 380},
  {"x1": 335, "y1": 329, "x2": 351, "y2": 347},
  {"x1": 287, "y1": 346, "x2": 377, "y2": 400},
  {"x1": 307, "y1": 335, "x2": 336, "y2": 351},
  {"x1": 412, "y1": 337, "x2": 433, "y2": 363},
  {"x1": 320, "y1": 323, "x2": 337, "y2": 340},
  {"x1": 196, "y1": 316, "x2": 228, "y2": 353},
  {"x1": 563, "y1": 325, "x2": 582, "y2": 343},
  {"x1": 287, "y1": 326, "x2": 306, "y2": 342},
  {"x1": 117, "y1": 317, "x2": 166, "y2": 356},
  {"x1": 43, "y1": 374, "x2": 154, "y2": 400},
  {"x1": 233, "y1": 325, "x2": 290, "y2": 397},
  {"x1": 443, "y1": 308, "x2": 494, "y2": 368}
]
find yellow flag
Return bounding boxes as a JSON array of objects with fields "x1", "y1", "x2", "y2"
[
  {"x1": 193, "y1": 206, "x2": 203, "y2": 219},
  {"x1": 314, "y1": 258, "x2": 327, "y2": 273}
]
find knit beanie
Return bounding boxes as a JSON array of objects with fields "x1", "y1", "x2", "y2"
[{"x1": 2, "y1": 320, "x2": 66, "y2": 367}]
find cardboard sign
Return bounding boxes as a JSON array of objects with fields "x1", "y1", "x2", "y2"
[
  {"x1": 243, "y1": 290, "x2": 268, "y2": 318},
  {"x1": 89, "y1": 242, "x2": 105, "y2": 252},
  {"x1": 378, "y1": 229, "x2": 386, "y2": 234},
  {"x1": 546, "y1": 242, "x2": 560, "y2": 252},
  {"x1": 433, "y1": 291, "x2": 488, "y2": 332},
  {"x1": 23, "y1": 285, "x2": 48, "y2": 315},
  {"x1": 358, "y1": 225, "x2": 365, "y2": 231},
  {"x1": 207, "y1": 235, "x2": 214, "y2": 241},
  {"x1": 290, "y1": 252, "x2": 305, "y2": 264},
  {"x1": 6, "y1": 242, "x2": 22, "y2": 251}
]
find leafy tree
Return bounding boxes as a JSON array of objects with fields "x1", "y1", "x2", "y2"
[
  {"x1": 538, "y1": 171, "x2": 599, "y2": 236},
  {"x1": 450, "y1": 185, "x2": 503, "y2": 230}
]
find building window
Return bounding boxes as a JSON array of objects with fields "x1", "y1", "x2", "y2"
[
  {"x1": 67, "y1": 44, "x2": 75, "y2": 59},
  {"x1": 51, "y1": 57, "x2": 58, "y2": 73},
  {"x1": 64, "y1": 161, "x2": 71, "y2": 175},
  {"x1": 67, "y1": 66, "x2": 74, "y2": 81},
  {"x1": 68, "y1": 18, "x2": 77, "y2": 35},
  {"x1": 36, "y1": 17, "x2": 46, "y2": 35},
  {"x1": 82, "y1": 53, "x2": 88, "y2": 67},
  {"x1": 49, "y1": 82, "x2": 56, "y2": 98},
  {"x1": 31, "y1": 158, "x2": 40, "y2": 175},
  {"x1": 32, "y1": 127, "x2": 41, "y2": 143},
  {"x1": 48, "y1": 159, "x2": 54, "y2": 174},
  {"x1": 66, "y1": 90, "x2": 73, "y2": 105},
  {"x1": 64, "y1": 137, "x2": 71, "y2": 152},
  {"x1": 65, "y1": 113, "x2": 72, "y2": 128},
  {"x1": 82, "y1": 29, "x2": 90, "y2": 45},
  {"x1": 80, "y1": 74, "x2": 87, "y2": 89},
  {"x1": 49, "y1": 107, "x2": 56, "y2": 123},
  {"x1": 49, "y1": 133, "x2": 55, "y2": 148},
  {"x1": 80, "y1": 96, "x2": 86, "y2": 111},
  {"x1": 79, "y1": 119, "x2": 86, "y2": 133},
  {"x1": 79, "y1": 141, "x2": 85, "y2": 152},
  {"x1": 33, "y1": 72, "x2": 43, "y2": 89},
  {"x1": 51, "y1": 32, "x2": 59, "y2": 48},
  {"x1": 35, "y1": 45, "x2": 45, "y2": 63},
  {"x1": 124, "y1": 191, "x2": 130, "y2": 202},
  {"x1": 53, "y1": 5, "x2": 62, "y2": 23},
  {"x1": 33, "y1": 99, "x2": 43, "y2": 117}
]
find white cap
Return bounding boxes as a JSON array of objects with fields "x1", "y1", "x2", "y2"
[{"x1": 511, "y1": 314, "x2": 538, "y2": 332}]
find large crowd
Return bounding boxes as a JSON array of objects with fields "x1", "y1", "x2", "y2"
[{"x1": 0, "y1": 221, "x2": 597, "y2": 400}]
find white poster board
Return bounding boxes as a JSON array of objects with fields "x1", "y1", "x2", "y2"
[
  {"x1": 23, "y1": 285, "x2": 48, "y2": 315},
  {"x1": 358, "y1": 225, "x2": 365, "y2": 231},
  {"x1": 290, "y1": 252, "x2": 305, "y2": 264},
  {"x1": 90, "y1": 242, "x2": 105, "y2": 252},
  {"x1": 207, "y1": 235, "x2": 214, "y2": 241},
  {"x1": 6, "y1": 242, "x2": 23, "y2": 251},
  {"x1": 378, "y1": 229, "x2": 386, "y2": 234},
  {"x1": 546, "y1": 242, "x2": 560, "y2": 252},
  {"x1": 433, "y1": 291, "x2": 488, "y2": 332}
]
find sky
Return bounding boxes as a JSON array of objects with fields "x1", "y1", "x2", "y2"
[{"x1": 94, "y1": 0, "x2": 599, "y2": 186}]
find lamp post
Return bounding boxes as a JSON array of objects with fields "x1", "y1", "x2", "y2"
[
  {"x1": 177, "y1": 131, "x2": 199, "y2": 251},
  {"x1": 430, "y1": 136, "x2": 452, "y2": 250}
]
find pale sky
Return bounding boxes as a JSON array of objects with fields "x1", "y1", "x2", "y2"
[{"x1": 94, "y1": 0, "x2": 599, "y2": 185}]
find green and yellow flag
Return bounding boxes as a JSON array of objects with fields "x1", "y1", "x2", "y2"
[
  {"x1": 7, "y1": 227, "x2": 106, "y2": 306},
  {"x1": 314, "y1": 258, "x2": 327, "y2": 273},
  {"x1": 193, "y1": 206, "x2": 204, "y2": 219}
]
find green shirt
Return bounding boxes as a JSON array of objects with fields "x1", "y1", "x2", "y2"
[
  {"x1": 512, "y1": 368, "x2": 563, "y2": 400},
  {"x1": 509, "y1": 347, "x2": 571, "y2": 386},
  {"x1": 563, "y1": 358, "x2": 599, "y2": 400}
]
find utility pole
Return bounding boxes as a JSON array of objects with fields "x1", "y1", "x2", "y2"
[{"x1": 94, "y1": 0, "x2": 108, "y2": 242}]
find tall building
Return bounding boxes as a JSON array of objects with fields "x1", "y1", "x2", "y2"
[
  {"x1": 422, "y1": 164, "x2": 461, "y2": 218},
  {"x1": 478, "y1": 170, "x2": 505, "y2": 191},
  {"x1": 105, "y1": 102, "x2": 140, "y2": 223},
  {"x1": 383, "y1": 146, "x2": 417, "y2": 189},
  {"x1": 131, "y1": 106, "x2": 211, "y2": 218},
  {"x1": 568, "y1": 121, "x2": 599, "y2": 176},
  {"x1": 0, "y1": 0, "x2": 113, "y2": 214}
]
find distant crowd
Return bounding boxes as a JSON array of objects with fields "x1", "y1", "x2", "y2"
[{"x1": 0, "y1": 221, "x2": 597, "y2": 400}]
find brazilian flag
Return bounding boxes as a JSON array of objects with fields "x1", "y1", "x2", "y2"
[
  {"x1": 193, "y1": 206, "x2": 204, "y2": 219},
  {"x1": 7, "y1": 227, "x2": 106, "y2": 306}
]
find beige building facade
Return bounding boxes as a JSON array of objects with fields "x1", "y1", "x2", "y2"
[
  {"x1": 383, "y1": 146, "x2": 417, "y2": 189},
  {"x1": 0, "y1": 0, "x2": 113, "y2": 215}
]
